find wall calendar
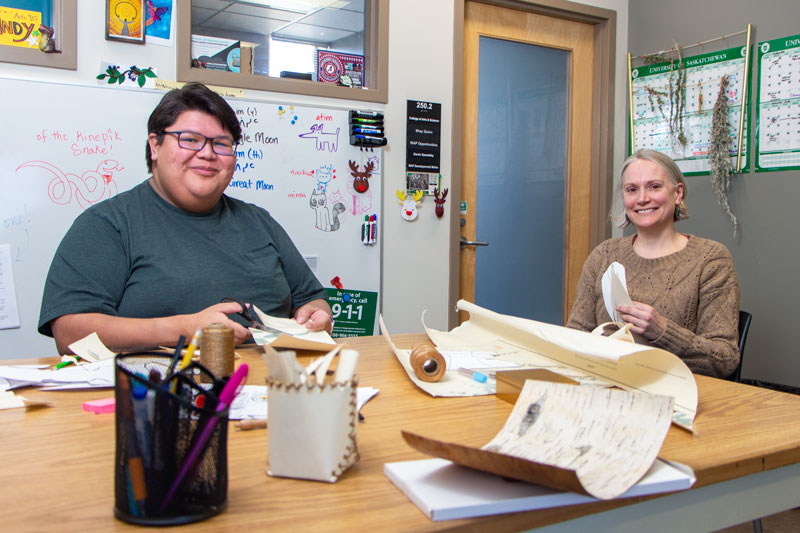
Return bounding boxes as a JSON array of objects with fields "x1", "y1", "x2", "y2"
[
  {"x1": 756, "y1": 33, "x2": 800, "y2": 172},
  {"x1": 630, "y1": 45, "x2": 751, "y2": 176}
]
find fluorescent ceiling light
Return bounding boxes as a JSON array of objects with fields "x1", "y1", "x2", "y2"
[{"x1": 238, "y1": 0, "x2": 349, "y2": 13}]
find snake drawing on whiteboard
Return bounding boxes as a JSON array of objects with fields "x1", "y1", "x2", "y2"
[{"x1": 16, "y1": 160, "x2": 122, "y2": 210}]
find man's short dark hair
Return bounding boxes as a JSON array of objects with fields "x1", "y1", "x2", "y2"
[{"x1": 145, "y1": 83, "x2": 242, "y2": 172}]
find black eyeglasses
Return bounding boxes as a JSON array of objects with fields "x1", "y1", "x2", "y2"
[{"x1": 161, "y1": 130, "x2": 237, "y2": 156}]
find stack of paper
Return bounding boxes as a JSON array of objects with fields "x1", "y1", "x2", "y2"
[{"x1": 384, "y1": 457, "x2": 695, "y2": 521}]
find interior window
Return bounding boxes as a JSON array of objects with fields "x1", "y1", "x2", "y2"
[{"x1": 180, "y1": 0, "x2": 387, "y2": 103}]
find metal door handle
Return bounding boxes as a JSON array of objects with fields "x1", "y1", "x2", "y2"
[{"x1": 460, "y1": 236, "x2": 489, "y2": 250}]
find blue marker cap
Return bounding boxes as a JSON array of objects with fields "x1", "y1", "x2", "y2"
[
  {"x1": 457, "y1": 368, "x2": 488, "y2": 383},
  {"x1": 132, "y1": 373, "x2": 149, "y2": 399}
]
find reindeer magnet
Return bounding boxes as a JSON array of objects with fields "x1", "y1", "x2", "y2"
[
  {"x1": 349, "y1": 160, "x2": 374, "y2": 193},
  {"x1": 397, "y1": 189, "x2": 424, "y2": 221},
  {"x1": 433, "y1": 187, "x2": 448, "y2": 218}
]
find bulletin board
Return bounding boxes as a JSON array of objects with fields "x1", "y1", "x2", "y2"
[
  {"x1": 0, "y1": 77, "x2": 382, "y2": 359},
  {"x1": 630, "y1": 45, "x2": 751, "y2": 175}
]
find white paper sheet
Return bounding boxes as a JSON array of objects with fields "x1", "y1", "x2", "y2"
[
  {"x1": 0, "y1": 243, "x2": 21, "y2": 330},
  {"x1": 67, "y1": 332, "x2": 117, "y2": 362},
  {"x1": 601, "y1": 261, "x2": 633, "y2": 323},
  {"x1": 0, "y1": 358, "x2": 115, "y2": 389},
  {"x1": 384, "y1": 457, "x2": 695, "y2": 521},
  {"x1": 228, "y1": 384, "x2": 379, "y2": 420}
]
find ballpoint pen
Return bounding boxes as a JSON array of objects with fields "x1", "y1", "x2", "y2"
[
  {"x1": 118, "y1": 374, "x2": 148, "y2": 517},
  {"x1": 457, "y1": 368, "x2": 494, "y2": 384},
  {"x1": 161, "y1": 363, "x2": 249, "y2": 510},
  {"x1": 164, "y1": 335, "x2": 186, "y2": 388}
]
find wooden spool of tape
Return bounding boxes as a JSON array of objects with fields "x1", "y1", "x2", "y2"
[{"x1": 409, "y1": 344, "x2": 446, "y2": 382}]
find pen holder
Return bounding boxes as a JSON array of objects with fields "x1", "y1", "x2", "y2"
[
  {"x1": 114, "y1": 353, "x2": 229, "y2": 526},
  {"x1": 266, "y1": 377, "x2": 359, "y2": 482}
]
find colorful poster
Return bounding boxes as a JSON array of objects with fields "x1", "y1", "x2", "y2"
[
  {"x1": 756, "y1": 33, "x2": 800, "y2": 172},
  {"x1": 106, "y1": 0, "x2": 146, "y2": 44},
  {"x1": 325, "y1": 288, "x2": 378, "y2": 338},
  {"x1": 317, "y1": 50, "x2": 364, "y2": 87},
  {"x1": 192, "y1": 35, "x2": 241, "y2": 72},
  {"x1": 145, "y1": 0, "x2": 174, "y2": 45},
  {"x1": 0, "y1": 7, "x2": 42, "y2": 49},
  {"x1": 631, "y1": 45, "x2": 751, "y2": 175}
]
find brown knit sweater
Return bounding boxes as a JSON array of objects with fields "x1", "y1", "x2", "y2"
[{"x1": 566, "y1": 235, "x2": 741, "y2": 378}]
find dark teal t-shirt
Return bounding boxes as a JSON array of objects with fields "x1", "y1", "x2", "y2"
[{"x1": 38, "y1": 181, "x2": 326, "y2": 337}]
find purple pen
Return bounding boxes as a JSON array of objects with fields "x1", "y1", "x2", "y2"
[{"x1": 160, "y1": 363, "x2": 249, "y2": 511}]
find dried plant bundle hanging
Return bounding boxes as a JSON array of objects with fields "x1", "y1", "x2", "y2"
[
  {"x1": 709, "y1": 75, "x2": 739, "y2": 236},
  {"x1": 670, "y1": 43, "x2": 688, "y2": 147},
  {"x1": 639, "y1": 43, "x2": 688, "y2": 148}
]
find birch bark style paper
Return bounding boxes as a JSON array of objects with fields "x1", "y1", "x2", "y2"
[{"x1": 483, "y1": 380, "x2": 673, "y2": 499}]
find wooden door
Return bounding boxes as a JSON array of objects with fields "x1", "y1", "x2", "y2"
[{"x1": 460, "y1": 1, "x2": 595, "y2": 323}]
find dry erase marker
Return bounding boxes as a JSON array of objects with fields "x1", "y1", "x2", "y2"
[{"x1": 351, "y1": 110, "x2": 382, "y2": 117}]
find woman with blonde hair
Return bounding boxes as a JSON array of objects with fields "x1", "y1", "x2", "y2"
[{"x1": 566, "y1": 149, "x2": 740, "y2": 378}]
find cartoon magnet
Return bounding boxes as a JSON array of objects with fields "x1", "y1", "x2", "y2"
[
  {"x1": 349, "y1": 160, "x2": 375, "y2": 193},
  {"x1": 397, "y1": 190, "x2": 424, "y2": 221},
  {"x1": 433, "y1": 187, "x2": 448, "y2": 218}
]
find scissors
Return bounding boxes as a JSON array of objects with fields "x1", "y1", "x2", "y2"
[{"x1": 221, "y1": 297, "x2": 287, "y2": 336}]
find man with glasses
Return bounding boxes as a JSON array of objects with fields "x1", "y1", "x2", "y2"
[{"x1": 38, "y1": 83, "x2": 332, "y2": 354}]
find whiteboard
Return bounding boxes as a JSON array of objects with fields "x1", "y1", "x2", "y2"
[{"x1": 0, "y1": 77, "x2": 382, "y2": 359}]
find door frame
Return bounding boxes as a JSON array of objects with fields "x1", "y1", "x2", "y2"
[{"x1": 448, "y1": 0, "x2": 617, "y2": 328}]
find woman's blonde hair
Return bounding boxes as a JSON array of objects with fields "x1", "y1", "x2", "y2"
[{"x1": 611, "y1": 149, "x2": 690, "y2": 229}]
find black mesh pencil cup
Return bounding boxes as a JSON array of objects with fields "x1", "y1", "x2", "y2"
[{"x1": 114, "y1": 352, "x2": 229, "y2": 526}]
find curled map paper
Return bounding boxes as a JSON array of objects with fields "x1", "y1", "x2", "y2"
[{"x1": 419, "y1": 301, "x2": 698, "y2": 431}]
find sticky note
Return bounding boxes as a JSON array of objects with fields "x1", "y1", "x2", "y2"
[{"x1": 82, "y1": 397, "x2": 116, "y2": 414}]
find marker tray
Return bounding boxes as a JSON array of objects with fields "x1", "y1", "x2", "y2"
[{"x1": 114, "y1": 352, "x2": 229, "y2": 526}]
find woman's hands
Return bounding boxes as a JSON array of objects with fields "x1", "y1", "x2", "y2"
[
  {"x1": 294, "y1": 299, "x2": 334, "y2": 333},
  {"x1": 615, "y1": 302, "x2": 667, "y2": 341}
]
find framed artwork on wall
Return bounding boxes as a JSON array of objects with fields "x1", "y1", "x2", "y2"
[{"x1": 105, "y1": 0, "x2": 145, "y2": 44}]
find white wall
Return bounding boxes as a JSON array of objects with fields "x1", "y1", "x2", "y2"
[
  {"x1": 577, "y1": 0, "x2": 629, "y2": 239},
  {"x1": 1, "y1": 0, "x2": 629, "y2": 351}
]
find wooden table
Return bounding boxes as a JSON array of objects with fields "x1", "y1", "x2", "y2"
[{"x1": 1, "y1": 334, "x2": 799, "y2": 532}]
